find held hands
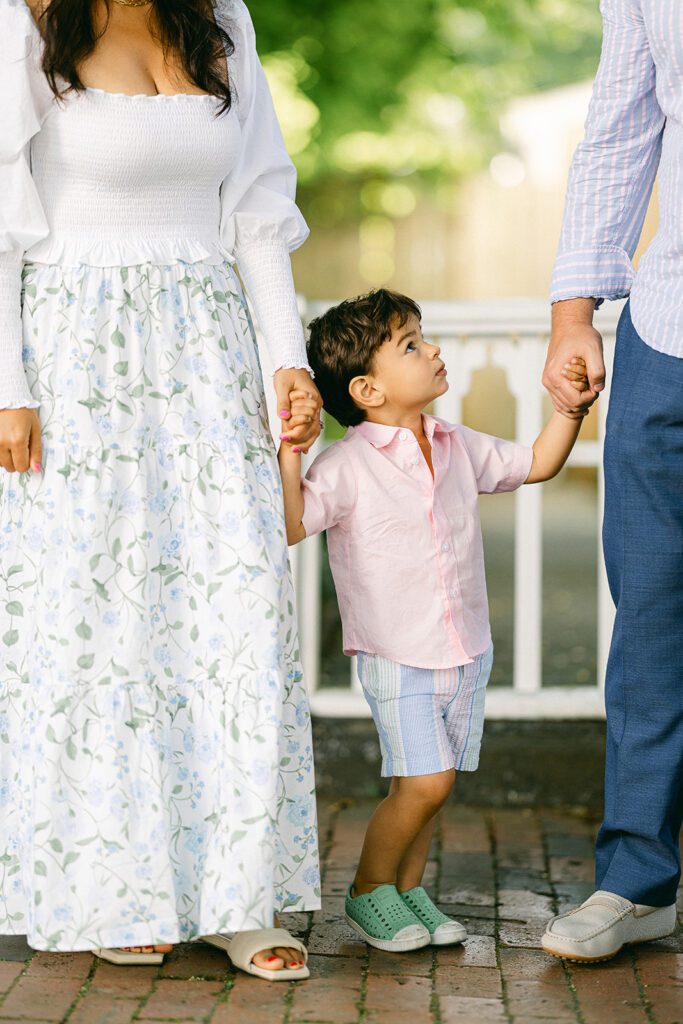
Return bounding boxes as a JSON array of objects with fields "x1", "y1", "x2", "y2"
[
  {"x1": 561, "y1": 356, "x2": 590, "y2": 393},
  {"x1": 0, "y1": 408, "x2": 42, "y2": 474},
  {"x1": 273, "y1": 367, "x2": 323, "y2": 455},
  {"x1": 543, "y1": 308, "x2": 604, "y2": 419}
]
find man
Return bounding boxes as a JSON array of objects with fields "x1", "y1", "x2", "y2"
[{"x1": 541, "y1": 0, "x2": 681, "y2": 962}]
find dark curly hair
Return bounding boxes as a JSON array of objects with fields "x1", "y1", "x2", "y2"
[
  {"x1": 307, "y1": 289, "x2": 422, "y2": 428},
  {"x1": 33, "y1": 0, "x2": 234, "y2": 113}
]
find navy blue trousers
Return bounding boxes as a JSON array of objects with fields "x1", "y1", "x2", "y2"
[{"x1": 597, "y1": 301, "x2": 683, "y2": 906}]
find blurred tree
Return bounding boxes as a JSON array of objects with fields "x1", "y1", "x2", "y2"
[{"x1": 248, "y1": 0, "x2": 602, "y2": 222}]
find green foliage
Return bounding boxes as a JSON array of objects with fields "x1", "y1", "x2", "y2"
[{"x1": 248, "y1": 0, "x2": 602, "y2": 221}]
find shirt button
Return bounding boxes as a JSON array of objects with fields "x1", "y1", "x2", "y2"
[
  {"x1": 412, "y1": 457, "x2": 420, "y2": 466},
  {"x1": 442, "y1": 541, "x2": 450, "y2": 552},
  {"x1": 399, "y1": 430, "x2": 408, "y2": 441},
  {"x1": 449, "y1": 588, "x2": 458, "y2": 599}
]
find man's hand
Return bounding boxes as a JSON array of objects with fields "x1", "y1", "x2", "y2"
[
  {"x1": 273, "y1": 368, "x2": 323, "y2": 453},
  {"x1": 543, "y1": 298, "x2": 605, "y2": 418},
  {"x1": 0, "y1": 408, "x2": 42, "y2": 474}
]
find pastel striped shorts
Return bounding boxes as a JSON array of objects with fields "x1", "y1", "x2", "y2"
[{"x1": 356, "y1": 644, "x2": 494, "y2": 777}]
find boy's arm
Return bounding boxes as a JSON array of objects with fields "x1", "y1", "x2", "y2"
[
  {"x1": 278, "y1": 445, "x2": 306, "y2": 545},
  {"x1": 525, "y1": 411, "x2": 584, "y2": 484}
]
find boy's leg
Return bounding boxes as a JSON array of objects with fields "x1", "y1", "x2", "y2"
[
  {"x1": 393, "y1": 780, "x2": 440, "y2": 892},
  {"x1": 353, "y1": 770, "x2": 455, "y2": 895}
]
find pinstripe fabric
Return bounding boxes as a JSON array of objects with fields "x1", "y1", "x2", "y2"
[
  {"x1": 551, "y1": 0, "x2": 683, "y2": 358},
  {"x1": 356, "y1": 645, "x2": 494, "y2": 777}
]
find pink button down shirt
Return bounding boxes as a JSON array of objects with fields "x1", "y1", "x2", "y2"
[{"x1": 301, "y1": 415, "x2": 533, "y2": 669}]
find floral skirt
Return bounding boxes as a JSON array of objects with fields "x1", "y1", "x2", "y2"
[{"x1": 0, "y1": 260, "x2": 320, "y2": 951}]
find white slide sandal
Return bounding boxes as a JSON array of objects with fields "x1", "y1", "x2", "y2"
[
  {"x1": 93, "y1": 947, "x2": 166, "y2": 965},
  {"x1": 202, "y1": 928, "x2": 310, "y2": 982}
]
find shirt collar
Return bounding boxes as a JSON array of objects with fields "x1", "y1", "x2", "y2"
[{"x1": 353, "y1": 414, "x2": 457, "y2": 448}]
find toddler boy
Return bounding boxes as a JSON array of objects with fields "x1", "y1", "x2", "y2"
[{"x1": 278, "y1": 290, "x2": 588, "y2": 952}]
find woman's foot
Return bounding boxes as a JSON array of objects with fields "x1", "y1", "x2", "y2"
[
  {"x1": 252, "y1": 915, "x2": 304, "y2": 971},
  {"x1": 251, "y1": 945, "x2": 306, "y2": 972}
]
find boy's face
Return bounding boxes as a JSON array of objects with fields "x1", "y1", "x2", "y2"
[{"x1": 350, "y1": 314, "x2": 449, "y2": 417}]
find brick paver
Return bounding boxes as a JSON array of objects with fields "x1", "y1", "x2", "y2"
[{"x1": 0, "y1": 801, "x2": 681, "y2": 1023}]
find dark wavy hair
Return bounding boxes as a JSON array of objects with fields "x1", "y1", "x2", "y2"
[
  {"x1": 35, "y1": 0, "x2": 234, "y2": 112},
  {"x1": 307, "y1": 290, "x2": 422, "y2": 428}
]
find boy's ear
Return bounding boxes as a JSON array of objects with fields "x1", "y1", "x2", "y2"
[{"x1": 349, "y1": 374, "x2": 384, "y2": 410}]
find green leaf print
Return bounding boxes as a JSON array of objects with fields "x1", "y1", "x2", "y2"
[{"x1": 4, "y1": 259, "x2": 321, "y2": 945}]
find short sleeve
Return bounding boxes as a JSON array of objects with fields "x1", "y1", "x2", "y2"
[
  {"x1": 0, "y1": 0, "x2": 52, "y2": 410},
  {"x1": 457, "y1": 425, "x2": 533, "y2": 494},
  {"x1": 301, "y1": 444, "x2": 358, "y2": 537}
]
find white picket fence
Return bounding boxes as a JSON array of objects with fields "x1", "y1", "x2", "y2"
[{"x1": 280, "y1": 298, "x2": 623, "y2": 720}]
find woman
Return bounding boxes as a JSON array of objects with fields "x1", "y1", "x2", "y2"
[{"x1": 0, "y1": 0, "x2": 322, "y2": 980}]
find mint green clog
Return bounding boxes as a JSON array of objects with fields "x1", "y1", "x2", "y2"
[
  {"x1": 345, "y1": 884, "x2": 430, "y2": 952},
  {"x1": 399, "y1": 886, "x2": 467, "y2": 945}
]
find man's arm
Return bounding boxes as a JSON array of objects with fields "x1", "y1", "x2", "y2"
[{"x1": 545, "y1": 0, "x2": 664, "y2": 415}]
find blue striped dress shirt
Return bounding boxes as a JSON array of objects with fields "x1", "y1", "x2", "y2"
[{"x1": 551, "y1": 0, "x2": 683, "y2": 357}]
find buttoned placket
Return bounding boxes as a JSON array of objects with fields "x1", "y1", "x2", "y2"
[{"x1": 416, "y1": 431, "x2": 471, "y2": 665}]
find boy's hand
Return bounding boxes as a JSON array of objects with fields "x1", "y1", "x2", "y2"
[
  {"x1": 282, "y1": 388, "x2": 322, "y2": 454},
  {"x1": 560, "y1": 357, "x2": 591, "y2": 393},
  {"x1": 274, "y1": 369, "x2": 322, "y2": 450}
]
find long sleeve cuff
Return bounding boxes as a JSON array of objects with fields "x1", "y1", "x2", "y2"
[
  {"x1": 235, "y1": 238, "x2": 313, "y2": 377},
  {"x1": 0, "y1": 252, "x2": 38, "y2": 410},
  {"x1": 550, "y1": 245, "x2": 635, "y2": 306}
]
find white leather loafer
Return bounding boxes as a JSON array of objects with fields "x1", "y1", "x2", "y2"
[{"x1": 542, "y1": 890, "x2": 676, "y2": 963}]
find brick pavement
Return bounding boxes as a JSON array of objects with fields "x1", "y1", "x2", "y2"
[{"x1": 0, "y1": 801, "x2": 681, "y2": 1024}]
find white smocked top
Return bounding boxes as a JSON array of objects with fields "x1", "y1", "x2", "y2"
[{"x1": 0, "y1": 0, "x2": 312, "y2": 410}]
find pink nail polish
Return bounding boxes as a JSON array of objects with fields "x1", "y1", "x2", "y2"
[
  {"x1": 280, "y1": 435, "x2": 291, "y2": 441},
  {"x1": 280, "y1": 410, "x2": 291, "y2": 418},
  {"x1": 33, "y1": 463, "x2": 41, "y2": 472},
  {"x1": 292, "y1": 447, "x2": 301, "y2": 453}
]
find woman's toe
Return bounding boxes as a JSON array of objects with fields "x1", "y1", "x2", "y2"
[
  {"x1": 252, "y1": 948, "x2": 285, "y2": 971},
  {"x1": 155, "y1": 945, "x2": 173, "y2": 954},
  {"x1": 274, "y1": 946, "x2": 304, "y2": 969}
]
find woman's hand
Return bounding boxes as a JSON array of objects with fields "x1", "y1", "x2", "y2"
[
  {"x1": 273, "y1": 368, "x2": 322, "y2": 454},
  {"x1": 0, "y1": 408, "x2": 42, "y2": 474}
]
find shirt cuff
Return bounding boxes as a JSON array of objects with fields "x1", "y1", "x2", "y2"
[
  {"x1": 300, "y1": 485, "x2": 325, "y2": 538},
  {"x1": 501, "y1": 444, "x2": 535, "y2": 492},
  {"x1": 550, "y1": 245, "x2": 635, "y2": 305}
]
